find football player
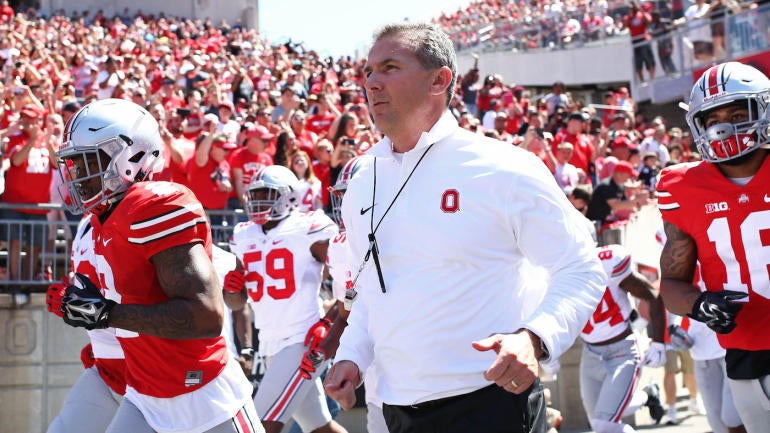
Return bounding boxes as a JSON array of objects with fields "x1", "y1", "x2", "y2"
[
  {"x1": 55, "y1": 98, "x2": 262, "y2": 433},
  {"x1": 579, "y1": 244, "x2": 667, "y2": 433},
  {"x1": 306, "y1": 155, "x2": 388, "y2": 433},
  {"x1": 224, "y1": 165, "x2": 347, "y2": 433},
  {"x1": 45, "y1": 215, "x2": 126, "y2": 433},
  {"x1": 656, "y1": 61, "x2": 770, "y2": 433}
]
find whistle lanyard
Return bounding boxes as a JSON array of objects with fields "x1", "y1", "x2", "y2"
[{"x1": 352, "y1": 143, "x2": 435, "y2": 293}]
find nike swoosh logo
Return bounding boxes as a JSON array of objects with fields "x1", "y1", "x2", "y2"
[
  {"x1": 88, "y1": 126, "x2": 108, "y2": 132},
  {"x1": 68, "y1": 303, "x2": 96, "y2": 316},
  {"x1": 360, "y1": 205, "x2": 374, "y2": 215},
  {"x1": 765, "y1": 194, "x2": 770, "y2": 203},
  {"x1": 272, "y1": 240, "x2": 282, "y2": 245},
  {"x1": 102, "y1": 238, "x2": 112, "y2": 246}
]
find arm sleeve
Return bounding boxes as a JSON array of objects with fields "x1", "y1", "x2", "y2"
[
  {"x1": 334, "y1": 287, "x2": 374, "y2": 375},
  {"x1": 510, "y1": 154, "x2": 606, "y2": 361}
]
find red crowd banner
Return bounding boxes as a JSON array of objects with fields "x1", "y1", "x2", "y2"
[{"x1": 693, "y1": 50, "x2": 770, "y2": 82}]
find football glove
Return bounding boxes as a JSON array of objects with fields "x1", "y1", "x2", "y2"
[
  {"x1": 46, "y1": 277, "x2": 69, "y2": 318},
  {"x1": 688, "y1": 290, "x2": 747, "y2": 334},
  {"x1": 223, "y1": 269, "x2": 246, "y2": 294},
  {"x1": 61, "y1": 273, "x2": 115, "y2": 330},
  {"x1": 668, "y1": 324, "x2": 695, "y2": 351},
  {"x1": 304, "y1": 318, "x2": 331, "y2": 351},
  {"x1": 299, "y1": 347, "x2": 326, "y2": 380},
  {"x1": 642, "y1": 342, "x2": 667, "y2": 368}
]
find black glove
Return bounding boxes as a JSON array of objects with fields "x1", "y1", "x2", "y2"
[
  {"x1": 688, "y1": 290, "x2": 747, "y2": 334},
  {"x1": 61, "y1": 273, "x2": 116, "y2": 330}
]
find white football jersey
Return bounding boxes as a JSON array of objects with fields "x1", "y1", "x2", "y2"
[
  {"x1": 581, "y1": 244, "x2": 635, "y2": 344},
  {"x1": 295, "y1": 178, "x2": 322, "y2": 213},
  {"x1": 326, "y1": 232, "x2": 356, "y2": 303},
  {"x1": 229, "y1": 210, "x2": 338, "y2": 356},
  {"x1": 72, "y1": 216, "x2": 125, "y2": 360}
]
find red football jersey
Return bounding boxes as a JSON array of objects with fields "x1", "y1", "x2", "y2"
[
  {"x1": 656, "y1": 159, "x2": 770, "y2": 351},
  {"x1": 91, "y1": 181, "x2": 228, "y2": 398}
]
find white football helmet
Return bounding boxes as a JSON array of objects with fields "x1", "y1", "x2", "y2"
[
  {"x1": 686, "y1": 62, "x2": 770, "y2": 163},
  {"x1": 56, "y1": 99, "x2": 164, "y2": 215},
  {"x1": 246, "y1": 165, "x2": 299, "y2": 224},
  {"x1": 329, "y1": 155, "x2": 370, "y2": 228}
]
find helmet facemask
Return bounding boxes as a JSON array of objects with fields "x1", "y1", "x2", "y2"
[
  {"x1": 689, "y1": 98, "x2": 768, "y2": 163},
  {"x1": 57, "y1": 136, "x2": 131, "y2": 215},
  {"x1": 329, "y1": 185, "x2": 346, "y2": 229},
  {"x1": 246, "y1": 187, "x2": 294, "y2": 224}
]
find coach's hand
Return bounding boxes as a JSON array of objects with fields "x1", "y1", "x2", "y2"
[
  {"x1": 324, "y1": 360, "x2": 361, "y2": 410},
  {"x1": 472, "y1": 329, "x2": 539, "y2": 394}
]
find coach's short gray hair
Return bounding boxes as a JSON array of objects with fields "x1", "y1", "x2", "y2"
[{"x1": 373, "y1": 23, "x2": 457, "y2": 107}]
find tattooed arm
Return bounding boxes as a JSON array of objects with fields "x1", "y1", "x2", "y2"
[
  {"x1": 108, "y1": 242, "x2": 224, "y2": 339},
  {"x1": 659, "y1": 222, "x2": 701, "y2": 317}
]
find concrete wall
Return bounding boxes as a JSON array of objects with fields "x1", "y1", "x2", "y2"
[
  {"x1": 0, "y1": 293, "x2": 88, "y2": 433},
  {"x1": 457, "y1": 39, "x2": 634, "y2": 89}
]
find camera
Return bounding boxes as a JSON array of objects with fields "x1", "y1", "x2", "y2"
[
  {"x1": 342, "y1": 138, "x2": 356, "y2": 147},
  {"x1": 176, "y1": 108, "x2": 191, "y2": 118},
  {"x1": 14, "y1": 61, "x2": 22, "y2": 69}
]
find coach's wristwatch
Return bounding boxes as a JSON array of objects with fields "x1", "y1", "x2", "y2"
[{"x1": 240, "y1": 347, "x2": 254, "y2": 359}]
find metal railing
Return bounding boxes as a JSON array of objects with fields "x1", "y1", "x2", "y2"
[
  {"x1": 0, "y1": 203, "x2": 245, "y2": 292},
  {"x1": 630, "y1": 3, "x2": 770, "y2": 87}
]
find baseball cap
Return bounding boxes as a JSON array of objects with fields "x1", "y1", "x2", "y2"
[
  {"x1": 568, "y1": 111, "x2": 588, "y2": 122},
  {"x1": 20, "y1": 104, "x2": 43, "y2": 118},
  {"x1": 613, "y1": 160, "x2": 638, "y2": 177},
  {"x1": 218, "y1": 100, "x2": 234, "y2": 111},
  {"x1": 495, "y1": 111, "x2": 508, "y2": 119},
  {"x1": 611, "y1": 136, "x2": 638, "y2": 150},
  {"x1": 211, "y1": 133, "x2": 237, "y2": 150},
  {"x1": 246, "y1": 124, "x2": 275, "y2": 141}
]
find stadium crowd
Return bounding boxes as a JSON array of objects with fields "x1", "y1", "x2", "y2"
[
  {"x1": 0, "y1": 3, "x2": 702, "y2": 261},
  {"x1": 433, "y1": 0, "x2": 767, "y2": 54},
  {"x1": 0, "y1": 3, "x2": 764, "y2": 433}
]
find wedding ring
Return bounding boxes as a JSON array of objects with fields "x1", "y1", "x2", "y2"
[{"x1": 510, "y1": 379, "x2": 519, "y2": 388}]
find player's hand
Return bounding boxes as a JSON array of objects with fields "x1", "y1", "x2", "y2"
[
  {"x1": 61, "y1": 273, "x2": 115, "y2": 330},
  {"x1": 642, "y1": 342, "x2": 666, "y2": 368},
  {"x1": 472, "y1": 331, "x2": 539, "y2": 394},
  {"x1": 223, "y1": 269, "x2": 246, "y2": 294},
  {"x1": 46, "y1": 277, "x2": 69, "y2": 318},
  {"x1": 304, "y1": 318, "x2": 331, "y2": 351},
  {"x1": 324, "y1": 360, "x2": 361, "y2": 410},
  {"x1": 688, "y1": 290, "x2": 747, "y2": 334},
  {"x1": 80, "y1": 343, "x2": 95, "y2": 369},
  {"x1": 299, "y1": 348, "x2": 326, "y2": 380}
]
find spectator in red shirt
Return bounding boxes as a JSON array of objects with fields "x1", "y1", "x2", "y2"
[
  {"x1": 1, "y1": 104, "x2": 55, "y2": 281},
  {"x1": 552, "y1": 112, "x2": 595, "y2": 182},
  {"x1": 229, "y1": 124, "x2": 275, "y2": 210},
  {"x1": 623, "y1": 1, "x2": 656, "y2": 82},
  {"x1": 312, "y1": 139, "x2": 333, "y2": 209},
  {"x1": 288, "y1": 109, "x2": 318, "y2": 156},
  {"x1": 0, "y1": 0, "x2": 14, "y2": 24},
  {"x1": 186, "y1": 128, "x2": 234, "y2": 229},
  {"x1": 306, "y1": 92, "x2": 340, "y2": 138}
]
